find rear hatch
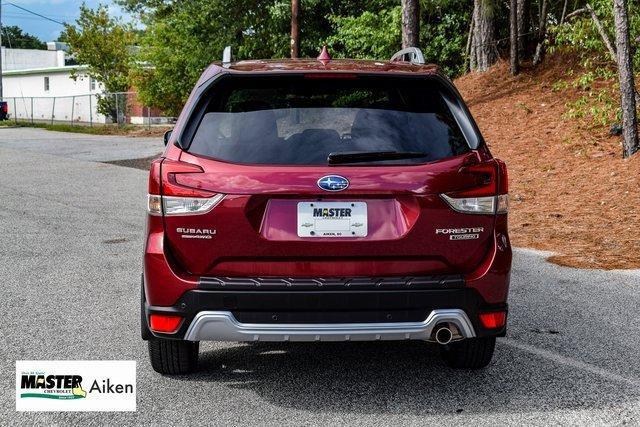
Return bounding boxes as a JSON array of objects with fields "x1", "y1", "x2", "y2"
[{"x1": 161, "y1": 74, "x2": 500, "y2": 277}]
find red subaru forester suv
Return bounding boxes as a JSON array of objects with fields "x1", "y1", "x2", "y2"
[{"x1": 142, "y1": 49, "x2": 511, "y2": 374}]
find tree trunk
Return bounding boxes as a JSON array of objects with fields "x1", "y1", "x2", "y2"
[
  {"x1": 587, "y1": 3, "x2": 617, "y2": 62},
  {"x1": 613, "y1": 0, "x2": 639, "y2": 157},
  {"x1": 517, "y1": 0, "x2": 530, "y2": 56},
  {"x1": 465, "y1": 13, "x2": 475, "y2": 72},
  {"x1": 532, "y1": 0, "x2": 548, "y2": 65},
  {"x1": 470, "y1": 0, "x2": 498, "y2": 72},
  {"x1": 560, "y1": 0, "x2": 569, "y2": 24},
  {"x1": 401, "y1": 0, "x2": 420, "y2": 48},
  {"x1": 290, "y1": 0, "x2": 300, "y2": 59},
  {"x1": 510, "y1": 0, "x2": 519, "y2": 75}
]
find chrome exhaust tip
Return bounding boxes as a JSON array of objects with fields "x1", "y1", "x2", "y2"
[{"x1": 434, "y1": 325, "x2": 453, "y2": 345}]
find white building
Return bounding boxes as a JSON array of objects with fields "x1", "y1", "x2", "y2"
[
  {"x1": 2, "y1": 45, "x2": 65, "y2": 71},
  {"x1": 1, "y1": 43, "x2": 108, "y2": 123}
]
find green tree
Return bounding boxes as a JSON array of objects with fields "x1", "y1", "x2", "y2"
[
  {"x1": 130, "y1": 0, "x2": 347, "y2": 114},
  {"x1": 127, "y1": 0, "x2": 405, "y2": 113},
  {"x1": 122, "y1": 0, "x2": 481, "y2": 112},
  {"x1": 327, "y1": 1, "x2": 471, "y2": 76},
  {"x1": 130, "y1": 0, "x2": 253, "y2": 116},
  {"x1": 552, "y1": 0, "x2": 640, "y2": 67},
  {"x1": 326, "y1": 7, "x2": 402, "y2": 61},
  {"x1": 1, "y1": 26, "x2": 46, "y2": 49},
  {"x1": 64, "y1": 4, "x2": 136, "y2": 121},
  {"x1": 420, "y1": 0, "x2": 472, "y2": 76}
]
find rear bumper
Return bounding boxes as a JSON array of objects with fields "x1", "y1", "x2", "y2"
[
  {"x1": 183, "y1": 309, "x2": 476, "y2": 342},
  {"x1": 145, "y1": 284, "x2": 507, "y2": 341}
]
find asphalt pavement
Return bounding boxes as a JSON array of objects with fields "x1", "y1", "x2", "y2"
[{"x1": 1, "y1": 128, "x2": 639, "y2": 425}]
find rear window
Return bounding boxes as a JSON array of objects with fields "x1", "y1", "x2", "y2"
[{"x1": 187, "y1": 76, "x2": 472, "y2": 165}]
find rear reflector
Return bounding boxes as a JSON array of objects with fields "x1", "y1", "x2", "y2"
[
  {"x1": 149, "y1": 314, "x2": 183, "y2": 333},
  {"x1": 479, "y1": 312, "x2": 507, "y2": 329}
]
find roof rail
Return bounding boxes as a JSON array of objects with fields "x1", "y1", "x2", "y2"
[
  {"x1": 222, "y1": 46, "x2": 232, "y2": 67},
  {"x1": 390, "y1": 47, "x2": 425, "y2": 65}
]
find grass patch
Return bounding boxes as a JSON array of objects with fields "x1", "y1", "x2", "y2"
[{"x1": 0, "y1": 120, "x2": 169, "y2": 137}]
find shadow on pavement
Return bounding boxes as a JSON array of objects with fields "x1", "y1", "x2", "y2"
[{"x1": 174, "y1": 340, "x2": 639, "y2": 416}]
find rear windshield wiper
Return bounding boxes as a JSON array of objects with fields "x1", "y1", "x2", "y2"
[{"x1": 327, "y1": 151, "x2": 428, "y2": 165}]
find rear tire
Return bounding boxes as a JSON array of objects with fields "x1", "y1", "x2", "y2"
[
  {"x1": 440, "y1": 337, "x2": 496, "y2": 369},
  {"x1": 148, "y1": 339, "x2": 199, "y2": 375}
]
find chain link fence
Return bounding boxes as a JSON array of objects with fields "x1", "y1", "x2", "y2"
[{"x1": 1, "y1": 92, "x2": 175, "y2": 128}]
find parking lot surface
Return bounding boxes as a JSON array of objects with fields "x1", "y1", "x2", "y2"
[{"x1": 1, "y1": 128, "x2": 639, "y2": 425}]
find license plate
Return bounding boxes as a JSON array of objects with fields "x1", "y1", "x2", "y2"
[{"x1": 297, "y1": 202, "x2": 367, "y2": 238}]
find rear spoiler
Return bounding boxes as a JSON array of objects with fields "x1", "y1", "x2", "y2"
[
  {"x1": 390, "y1": 47, "x2": 425, "y2": 65},
  {"x1": 222, "y1": 45, "x2": 425, "y2": 66}
]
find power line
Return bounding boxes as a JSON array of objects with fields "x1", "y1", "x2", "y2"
[
  {"x1": 3, "y1": 12, "x2": 76, "y2": 21},
  {"x1": 2, "y1": 15, "x2": 68, "y2": 23},
  {"x1": 0, "y1": 1, "x2": 68, "y2": 100},
  {"x1": 3, "y1": 2, "x2": 66, "y2": 26}
]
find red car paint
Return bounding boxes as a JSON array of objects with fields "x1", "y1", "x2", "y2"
[{"x1": 143, "y1": 58, "x2": 511, "y2": 331}]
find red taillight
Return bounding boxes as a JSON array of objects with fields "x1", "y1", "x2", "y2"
[
  {"x1": 147, "y1": 159, "x2": 224, "y2": 216},
  {"x1": 441, "y1": 158, "x2": 509, "y2": 214},
  {"x1": 479, "y1": 312, "x2": 507, "y2": 329},
  {"x1": 1, "y1": 103, "x2": 7, "y2": 113},
  {"x1": 149, "y1": 314, "x2": 183, "y2": 333},
  {"x1": 161, "y1": 159, "x2": 216, "y2": 197},
  {"x1": 148, "y1": 159, "x2": 162, "y2": 195},
  {"x1": 455, "y1": 160, "x2": 499, "y2": 197},
  {"x1": 454, "y1": 158, "x2": 508, "y2": 197}
]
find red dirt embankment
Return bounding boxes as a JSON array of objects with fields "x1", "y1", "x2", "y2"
[{"x1": 455, "y1": 55, "x2": 640, "y2": 269}]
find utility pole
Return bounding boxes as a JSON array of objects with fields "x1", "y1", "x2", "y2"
[{"x1": 290, "y1": 0, "x2": 299, "y2": 59}]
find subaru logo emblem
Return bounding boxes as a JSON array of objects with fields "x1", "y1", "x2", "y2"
[{"x1": 317, "y1": 175, "x2": 349, "y2": 192}]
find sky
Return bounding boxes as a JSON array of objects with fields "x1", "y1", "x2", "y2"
[{"x1": 1, "y1": 0, "x2": 129, "y2": 42}]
